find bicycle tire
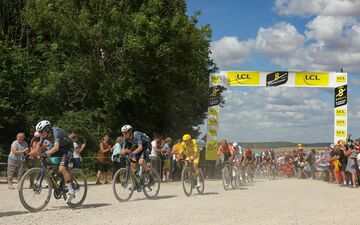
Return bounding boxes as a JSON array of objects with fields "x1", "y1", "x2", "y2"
[
  {"x1": 181, "y1": 167, "x2": 193, "y2": 196},
  {"x1": 143, "y1": 168, "x2": 161, "y2": 199},
  {"x1": 112, "y1": 168, "x2": 134, "y2": 202},
  {"x1": 18, "y1": 167, "x2": 52, "y2": 212},
  {"x1": 222, "y1": 166, "x2": 231, "y2": 190},
  {"x1": 196, "y1": 169, "x2": 205, "y2": 194},
  {"x1": 64, "y1": 169, "x2": 88, "y2": 208}
]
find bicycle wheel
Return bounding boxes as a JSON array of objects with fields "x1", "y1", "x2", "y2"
[
  {"x1": 18, "y1": 167, "x2": 52, "y2": 212},
  {"x1": 64, "y1": 169, "x2": 87, "y2": 208},
  {"x1": 229, "y1": 166, "x2": 236, "y2": 189},
  {"x1": 196, "y1": 169, "x2": 205, "y2": 194},
  {"x1": 112, "y1": 168, "x2": 134, "y2": 202},
  {"x1": 181, "y1": 167, "x2": 193, "y2": 196},
  {"x1": 143, "y1": 168, "x2": 161, "y2": 199},
  {"x1": 222, "y1": 166, "x2": 231, "y2": 190}
]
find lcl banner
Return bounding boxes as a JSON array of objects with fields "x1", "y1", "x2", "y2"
[{"x1": 206, "y1": 72, "x2": 348, "y2": 160}]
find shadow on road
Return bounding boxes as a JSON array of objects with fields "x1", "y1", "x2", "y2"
[
  {"x1": 194, "y1": 192, "x2": 219, "y2": 196},
  {"x1": 0, "y1": 210, "x2": 29, "y2": 217},
  {"x1": 132, "y1": 195, "x2": 177, "y2": 202},
  {"x1": 50, "y1": 203, "x2": 112, "y2": 210}
]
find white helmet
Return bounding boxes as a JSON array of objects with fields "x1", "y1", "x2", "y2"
[
  {"x1": 232, "y1": 142, "x2": 239, "y2": 147},
  {"x1": 121, "y1": 124, "x2": 132, "y2": 132},
  {"x1": 36, "y1": 120, "x2": 51, "y2": 132}
]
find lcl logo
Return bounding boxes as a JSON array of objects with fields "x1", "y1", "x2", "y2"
[
  {"x1": 305, "y1": 75, "x2": 320, "y2": 80},
  {"x1": 236, "y1": 74, "x2": 250, "y2": 80}
]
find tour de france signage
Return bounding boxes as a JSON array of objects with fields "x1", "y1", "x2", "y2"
[{"x1": 205, "y1": 71, "x2": 348, "y2": 160}]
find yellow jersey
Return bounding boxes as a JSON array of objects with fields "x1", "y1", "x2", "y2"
[
  {"x1": 172, "y1": 143, "x2": 183, "y2": 159},
  {"x1": 180, "y1": 139, "x2": 199, "y2": 158}
]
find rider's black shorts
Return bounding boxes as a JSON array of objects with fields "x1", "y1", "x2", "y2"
[
  {"x1": 223, "y1": 152, "x2": 231, "y2": 162},
  {"x1": 131, "y1": 146, "x2": 151, "y2": 163},
  {"x1": 246, "y1": 156, "x2": 253, "y2": 162},
  {"x1": 52, "y1": 143, "x2": 73, "y2": 167}
]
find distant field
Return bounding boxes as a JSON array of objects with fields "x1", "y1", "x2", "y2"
[{"x1": 251, "y1": 146, "x2": 327, "y2": 153}]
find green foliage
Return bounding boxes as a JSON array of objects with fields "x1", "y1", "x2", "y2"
[{"x1": 0, "y1": 0, "x2": 215, "y2": 171}]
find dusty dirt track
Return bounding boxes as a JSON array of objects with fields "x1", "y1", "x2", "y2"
[{"x1": 1, "y1": 178, "x2": 360, "y2": 225}]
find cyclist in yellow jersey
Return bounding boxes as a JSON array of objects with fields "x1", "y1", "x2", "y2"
[{"x1": 180, "y1": 134, "x2": 201, "y2": 187}]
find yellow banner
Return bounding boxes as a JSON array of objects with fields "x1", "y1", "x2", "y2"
[
  {"x1": 208, "y1": 118, "x2": 218, "y2": 126},
  {"x1": 336, "y1": 75, "x2": 347, "y2": 83},
  {"x1": 208, "y1": 128, "x2": 218, "y2": 137},
  {"x1": 206, "y1": 140, "x2": 218, "y2": 160},
  {"x1": 336, "y1": 119, "x2": 347, "y2": 127},
  {"x1": 295, "y1": 72, "x2": 329, "y2": 86},
  {"x1": 336, "y1": 108, "x2": 347, "y2": 117},
  {"x1": 227, "y1": 71, "x2": 260, "y2": 86},
  {"x1": 208, "y1": 107, "x2": 219, "y2": 116},
  {"x1": 210, "y1": 75, "x2": 221, "y2": 84},
  {"x1": 336, "y1": 130, "x2": 347, "y2": 137}
]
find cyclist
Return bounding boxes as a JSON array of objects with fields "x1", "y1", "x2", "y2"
[
  {"x1": 262, "y1": 149, "x2": 273, "y2": 172},
  {"x1": 217, "y1": 139, "x2": 235, "y2": 162},
  {"x1": 29, "y1": 120, "x2": 75, "y2": 203},
  {"x1": 269, "y1": 148, "x2": 277, "y2": 172},
  {"x1": 120, "y1": 125, "x2": 151, "y2": 177},
  {"x1": 244, "y1": 147, "x2": 254, "y2": 174},
  {"x1": 232, "y1": 142, "x2": 242, "y2": 172},
  {"x1": 180, "y1": 134, "x2": 201, "y2": 188},
  {"x1": 254, "y1": 153, "x2": 261, "y2": 165}
]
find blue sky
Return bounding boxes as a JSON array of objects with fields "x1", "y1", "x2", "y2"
[{"x1": 186, "y1": 0, "x2": 360, "y2": 143}]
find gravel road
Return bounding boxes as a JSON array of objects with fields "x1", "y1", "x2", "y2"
[{"x1": 1, "y1": 178, "x2": 359, "y2": 225}]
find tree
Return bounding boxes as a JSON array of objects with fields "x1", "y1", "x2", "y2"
[{"x1": 1, "y1": 0, "x2": 215, "y2": 154}]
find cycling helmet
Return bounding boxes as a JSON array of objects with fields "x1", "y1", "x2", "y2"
[
  {"x1": 270, "y1": 148, "x2": 274, "y2": 153},
  {"x1": 232, "y1": 142, "x2": 239, "y2": 147},
  {"x1": 255, "y1": 153, "x2": 260, "y2": 158},
  {"x1": 35, "y1": 120, "x2": 51, "y2": 132},
  {"x1": 182, "y1": 134, "x2": 191, "y2": 141},
  {"x1": 121, "y1": 125, "x2": 132, "y2": 132}
]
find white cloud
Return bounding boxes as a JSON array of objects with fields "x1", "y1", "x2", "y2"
[
  {"x1": 210, "y1": 36, "x2": 254, "y2": 67},
  {"x1": 268, "y1": 1, "x2": 360, "y2": 73},
  {"x1": 255, "y1": 22, "x2": 305, "y2": 57},
  {"x1": 275, "y1": 0, "x2": 360, "y2": 17},
  {"x1": 216, "y1": 87, "x2": 334, "y2": 142}
]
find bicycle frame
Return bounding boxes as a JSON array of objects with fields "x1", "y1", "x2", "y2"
[{"x1": 36, "y1": 158, "x2": 66, "y2": 196}]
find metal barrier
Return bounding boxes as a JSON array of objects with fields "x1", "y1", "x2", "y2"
[{"x1": 148, "y1": 155, "x2": 161, "y2": 176}]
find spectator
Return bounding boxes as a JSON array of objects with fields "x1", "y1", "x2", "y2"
[
  {"x1": 345, "y1": 141, "x2": 359, "y2": 188},
  {"x1": 95, "y1": 134, "x2": 112, "y2": 184},
  {"x1": 150, "y1": 133, "x2": 164, "y2": 175},
  {"x1": 69, "y1": 132, "x2": 86, "y2": 169},
  {"x1": 162, "y1": 137, "x2": 172, "y2": 182},
  {"x1": 338, "y1": 140, "x2": 350, "y2": 186},
  {"x1": 7, "y1": 132, "x2": 29, "y2": 189},
  {"x1": 111, "y1": 136, "x2": 125, "y2": 178},
  {"x1": 171, "y1": 139, "x2": 183, "y2": 180}
]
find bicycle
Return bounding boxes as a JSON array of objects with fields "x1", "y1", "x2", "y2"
[
  {"x1": 268, "y1": 162, "x2": 276, "y2": 180},
  {"x1": 18, "y1": 155, "x2": 87, "y2": 212},
  {"x1": 112, "y1": 154, "x2": 161, "y2": 202},
  {"x1": 221, "y1": 161, "x2": 241, "y2": 190},
  {"x1": 181, "y1": 160, "x2": 205, "y2": 196}
]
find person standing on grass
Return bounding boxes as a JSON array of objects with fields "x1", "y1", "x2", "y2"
[
  {"x1": 162, "y1": 137, "x2": 172, "y2": 182},
  {"x1": 96, "y1": 134, "x2": 112, "y2": 184},
  {"x1": 7, "y1": 133, "x2": 29, "y2": 189},
  {"x1": 69, "y1": 132, "x2": 86, "y2": 169},
  {"x1": 111, "y1": 136, "x2": 125, "y2": 178}
]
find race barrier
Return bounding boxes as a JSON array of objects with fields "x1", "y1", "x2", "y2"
[{"x1": 206, "y1": 71, "x2": 348, "y2": 160}]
